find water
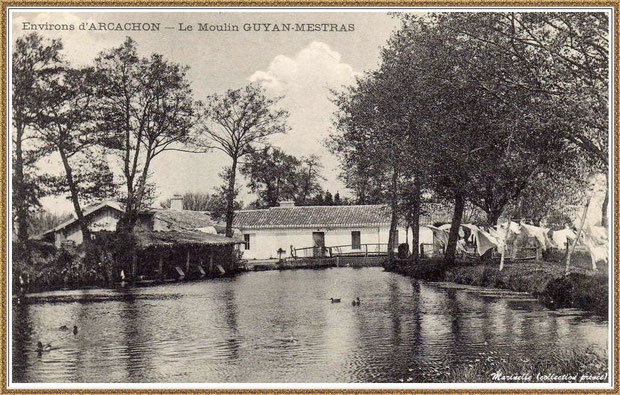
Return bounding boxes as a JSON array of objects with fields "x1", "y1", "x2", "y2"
[{"x1": 11, "y1": 267, "x2": 608, "y2": 383}]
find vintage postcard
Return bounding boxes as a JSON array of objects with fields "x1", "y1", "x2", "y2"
[{"x1": 3, "y1": 5, "x2": 616, "y2": 392}]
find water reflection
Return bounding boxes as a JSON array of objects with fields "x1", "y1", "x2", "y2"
[{"x1": 12, "y1": 267, "x2": 608, "y2": 383}]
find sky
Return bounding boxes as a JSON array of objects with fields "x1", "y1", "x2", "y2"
[{"x1": 10, "y1": 10, "x2": 403, "y2": 215}]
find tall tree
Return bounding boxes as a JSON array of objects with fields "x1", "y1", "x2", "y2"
[
  {"x1": 196, "y1": 84, "x2": 288, "y2": 236},
  {"x1": 297, "y1": 155, "x2": 325, "y2": 205},
  {"x1": 240, "y1": 146, "x2": 301, "y2": 208},
  {"x1": 11, "y1": 33, "x2": 63, "y2": 242},
  {"x1": 34, "y1": 67, "x2": 117, "y2": 244},
  {"x1": 385, "y1": 13, "x2": 588, "y2": 262},
  {"x1": 331, "y1": 12, "x2": 600, "y2": 265},
  {"x1": 434, "y1": 12, "x2": 609, "y2": 225},
  {"x1": 93, "y1": 37, "x2": 195, "y2": 235},
  {"x1": 241, "y1": 147, "x2": 324, "y2": 208},
  {"x1": 212, "y1": 167, "x2": 244, "y2": 222}
]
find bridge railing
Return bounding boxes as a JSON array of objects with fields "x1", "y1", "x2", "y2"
[{"x1": 293, "y1": 243, "x2": 396, "y2": 259}]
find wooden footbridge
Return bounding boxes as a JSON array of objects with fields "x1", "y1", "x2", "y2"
[{"x1": 292, "y1": 243, "x2": 393, "y2": 259}]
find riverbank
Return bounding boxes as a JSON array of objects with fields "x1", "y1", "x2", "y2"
[
  {"x1": 245, "y1": 255, "x2": 385, "y2": 271},
  {"x1": 12, "y1": 240, "x2": 242, "y2": 294},
  {"x1": 394, "y1": 257, "x2": 608, "y2": 316},
  {"x1": 424, "y1": 345, "x2": 607, "y2": 383}
]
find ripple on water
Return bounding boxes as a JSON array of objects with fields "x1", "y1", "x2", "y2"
[{"x1": 12, "y1": 267, "x2": 608, "y2": 383}]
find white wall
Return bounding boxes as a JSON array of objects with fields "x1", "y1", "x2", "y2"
[
  {"x1": 240, "y1": 225, "x2": 434, "y2": 260},
  {"x1": 55, "y1": 208, "x2": 121, "y2": 247}
]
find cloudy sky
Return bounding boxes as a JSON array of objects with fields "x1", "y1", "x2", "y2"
[{"x1": 11, "y1": 10, "x2": 402, "y2": 215}]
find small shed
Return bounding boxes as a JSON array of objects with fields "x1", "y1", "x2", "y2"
[{"x1": 132, "y1": 230, "x2": 244, "y2": 279}]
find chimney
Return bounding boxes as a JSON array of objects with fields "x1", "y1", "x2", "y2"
[
  {"x1": 170, "y1": 194, "x2": 184, "y2": 211},
  {"x1": 279, "y1": 200, "x2": 295, "y2": 208}
]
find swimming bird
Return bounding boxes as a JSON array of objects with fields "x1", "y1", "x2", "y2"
[
  {"x1": 59, "y1": 325, "x2": 69, "y2": 331},
  {"x1": 36, "y1": 341, "x2": 52, "y2": 352},
  {"x1": 73, "y1": 325, "x2": 78, "y2": 335},
  {"x1": 330, "y1": 298, "x2": 341, "y2": 303},
  {"x1": 352, "y1": 297, "x2": 361, "y2": 306}
]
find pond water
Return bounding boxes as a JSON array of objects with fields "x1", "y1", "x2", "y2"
[{"x1": 11, "y1": 267, "x2": 608, "y2": 383}]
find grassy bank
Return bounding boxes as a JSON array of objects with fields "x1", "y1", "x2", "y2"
[
  {"x1": 396, "y1": 256, "x2": 608, "y2": 316},
  {"x1": 421, "y1": 345, "x2": 607, "y2": 383}
]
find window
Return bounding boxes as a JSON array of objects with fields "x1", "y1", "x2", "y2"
[
  {"x1": 243, "y1": 234, "x2": 251, "y2": 250},
  {"x1": 351, "y1": 231, "x2": 361, "y2": 250}
]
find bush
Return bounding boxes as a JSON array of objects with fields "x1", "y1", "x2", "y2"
[
  {"x1": 541, "y1": 273, "x2": 608, "y2": 315},
  {"x1": 403, "y1": 259, "x2": 608, "y2": 316}
]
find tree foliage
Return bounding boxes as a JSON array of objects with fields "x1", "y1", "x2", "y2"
[
  {"x1": 93, "y1": 37, "x2": 196, "y2": 235},
  {"x1": 12, "y1": 33, "x2": 63, "y2": 242},
  {"x1": 33, "y1": 66, "x2": 117, "y2": 242},
  {"x1": 329, "y1": 12, "x2": 608, "y2": 264},
  {"x1": 195, "y1": 84, "x2": 288, "y2": 236},
  {"x1": 240, "y1": 146, "x2": 324, "y2": 208}
]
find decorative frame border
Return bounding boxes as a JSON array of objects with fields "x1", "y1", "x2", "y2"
[{"x1": 0, "y1": 2, "x2": 617, "y2": 393}]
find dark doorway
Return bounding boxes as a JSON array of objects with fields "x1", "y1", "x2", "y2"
[{"x1": 313, "y1": 232, "x2": 325, "y2": 257}]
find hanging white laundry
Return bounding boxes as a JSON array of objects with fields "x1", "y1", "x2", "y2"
[
  {"x1": 426, "y1": 225, "x2": 450, "y2": 253},
  {"x1": 461, "y1": 224, "x2": 500, "y2": 256},
  {"x1": 439, "y1": 223, "x2": 465, "y2": 238},
  {"x1": 580, "y1": 223, "x2": 608, "y2": 270},
  {"x1": 476, "y1": 229, "x2": 502, "y2": 256},
  {"x1": 519, "y1": 223, "x2": 551, "y2": 251},
  {"x1": 461, "y1": 224, "x2": 480, "y2": 245},
  {"x1": 552, "y1": 227, "x2": 576, "y2": 249},
  {"x1": 456, "y1": 239, "x2": 467, "y2": 254}
]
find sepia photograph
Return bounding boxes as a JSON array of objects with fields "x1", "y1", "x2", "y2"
[{"x1": 5, "y1": 5, "x2": 615, "y2": 391}]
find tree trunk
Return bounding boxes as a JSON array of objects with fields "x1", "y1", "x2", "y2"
[
  {"x1": 58, "y1": 148, "x2": 91, "y2": 245},
  {"x1": 225, "y1": 157, "x2": 238, "y2": 238},
  {"x1": 411, "y1": 178, "x2": 421, "y2": 265},
  {"x1": 387, "y1": 166, "x2": 399, "y2": 265},
  {"x1": 445, "y1": 193, "x2": 465, "y2": 265},
  {"x1": 486, "y1": 207, "x2": 503, "y2": 227},
  {"x1": 405, "y1": 225, "x2": 409, "y2": 247},
  {"x1": 601, "y1": 173, "x2": 609, "y2": 228},
  {"x1": 14, "y1": 123, "x2": 29, "y2": 243},
  {"x1": 118, "y1": 159, "x2": 152, "y2": 235}
]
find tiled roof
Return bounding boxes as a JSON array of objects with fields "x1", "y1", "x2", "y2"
[
  {"x1": 134, "y1": 230, "x2": 244, "y2": 249},
  {"x1": 233, "y1": 204, "x2": 452, "y2": 230},
  {"x1": 146, "y1": 209, "x2": 216, "y2": 230}
]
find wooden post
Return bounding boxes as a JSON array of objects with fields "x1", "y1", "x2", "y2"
[
  {"x1": 158, "y1": 255, "x2": 164, "y2": 281},
  {"x1": 512, "y1": 240, "x2": 518, "y2": 259},
  {"x1": 198, "y1": 258, "x2": 205, "y2": 278},
  {"x1": 186, "y1": 249, "x2": 190, "y2": 277},
  {"x1": 131, "y1": 252, "x2": 137, "y2": 283},
  {"x1": 566, "y1": 191, "x2": 594, "y2": 275},
  {"x1": 499, "y1": 222, "x2": 511, "y2": 271}
]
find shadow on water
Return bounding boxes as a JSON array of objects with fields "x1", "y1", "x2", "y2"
[{"x1": 11, "y1": 299, "x2": 32, "y2": 383}]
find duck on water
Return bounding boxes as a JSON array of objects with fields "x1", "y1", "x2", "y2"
[
  {"x1": 36, "y1": 341, "x2": 52, "y2": 353},
  {"x1": 59, "y1": 325, "x2": 78, "y2": 335}
]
